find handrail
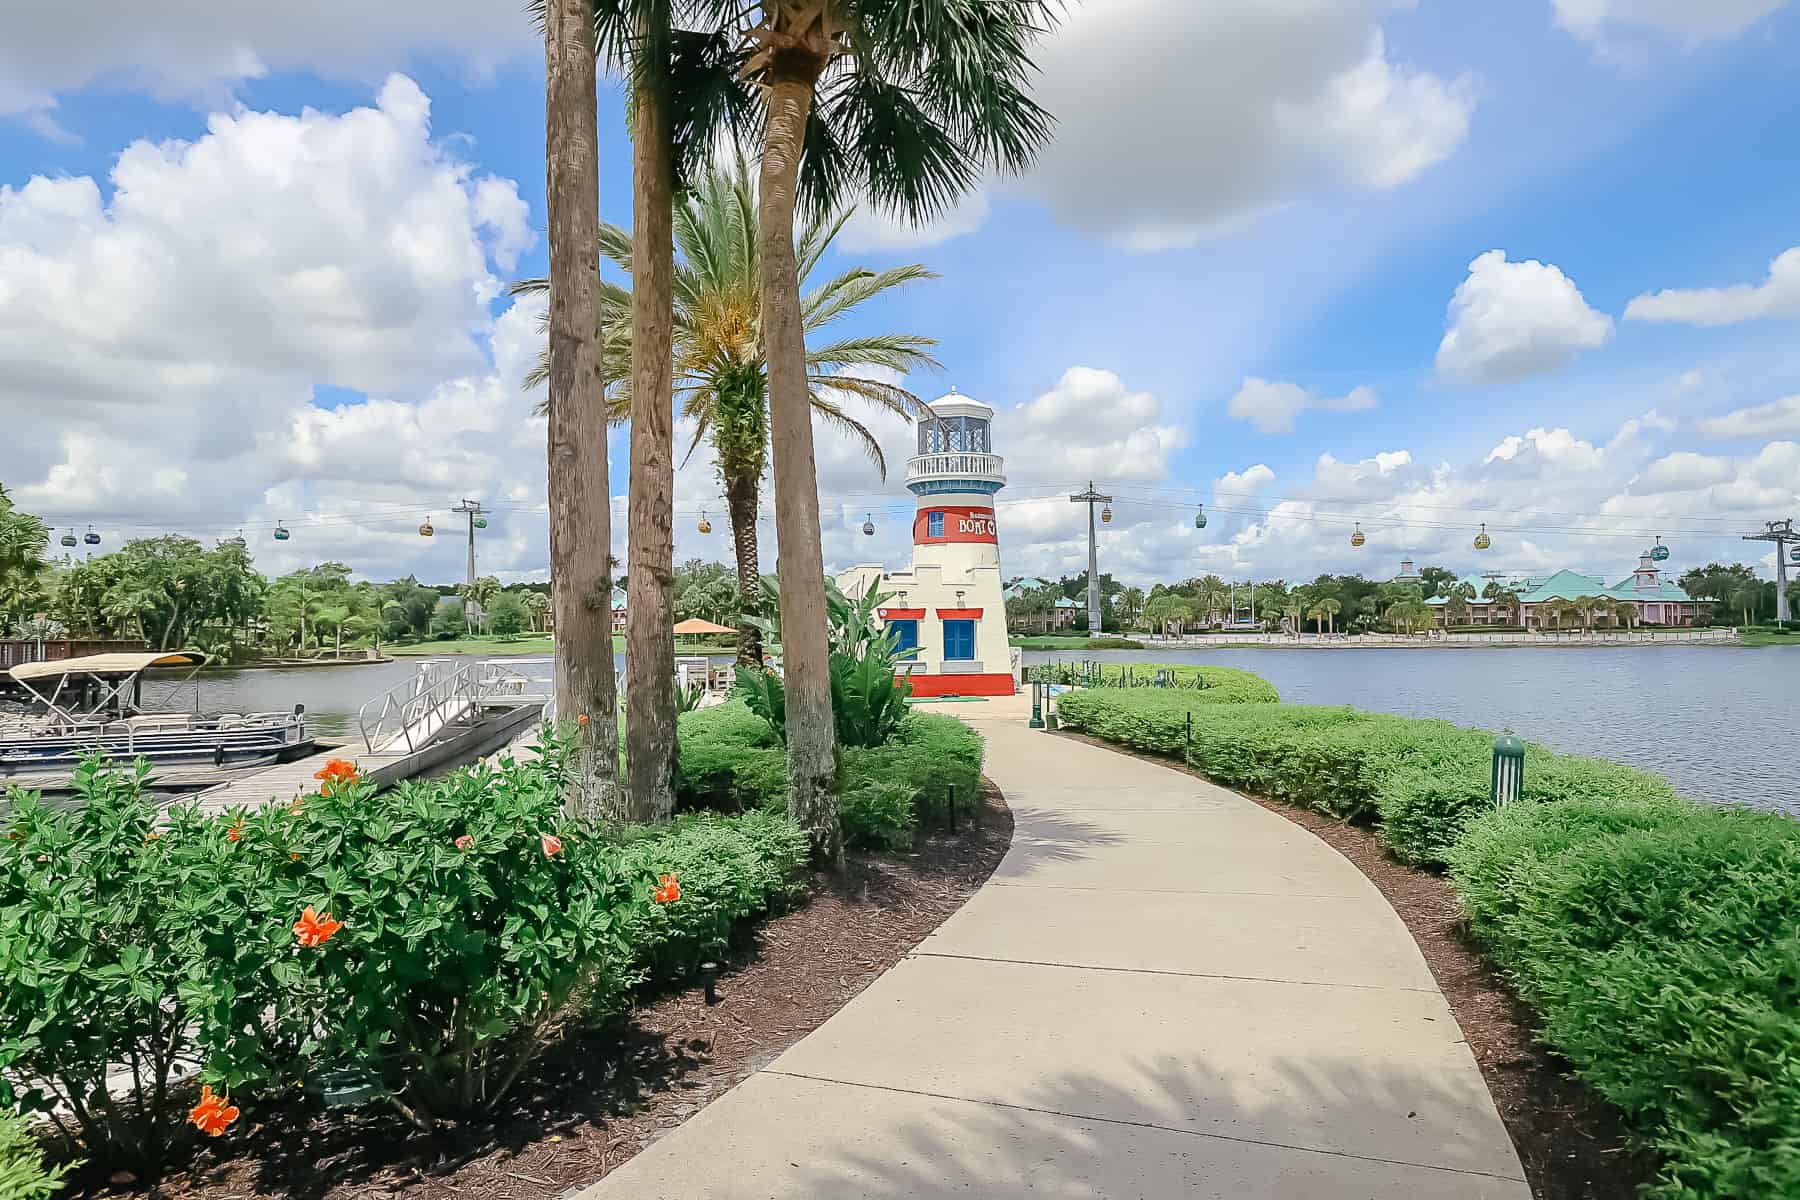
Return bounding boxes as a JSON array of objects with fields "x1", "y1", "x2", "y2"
[
  {"x1": 906, "y1": 452, "x2": 1005, "y2": 480},
  {"x1": 357, "y1": 658, "x2": 557, "y2": 754}
]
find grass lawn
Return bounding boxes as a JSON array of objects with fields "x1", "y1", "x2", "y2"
[
  {"x1": 1009, "y1": 635, "x2": 1146, "y2": 650},
  {"x1": 1739, "y1": 626, "x2": 1800, "y2": 647}
]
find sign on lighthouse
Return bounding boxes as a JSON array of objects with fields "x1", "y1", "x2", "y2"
[{"x1": 836, "y1": 389, "x2": 1017, "y2": 697}]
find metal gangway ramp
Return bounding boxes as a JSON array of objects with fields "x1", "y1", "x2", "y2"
[{"x1": 189, "y1": 658, "x2": 553, "y2": 815}]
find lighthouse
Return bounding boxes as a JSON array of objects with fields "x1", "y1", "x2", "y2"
[{"x1": 836, "y1": 389, "x2": 1017, "y2": 697}]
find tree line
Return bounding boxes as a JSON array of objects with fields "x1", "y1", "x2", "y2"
[{"x1": 1004, "y1": 564, "x2": 1800, "y2": 636}]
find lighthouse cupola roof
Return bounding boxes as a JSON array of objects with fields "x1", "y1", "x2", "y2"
[{"x1": 924, "y1": 386, "x2": 994, "y2": 422}]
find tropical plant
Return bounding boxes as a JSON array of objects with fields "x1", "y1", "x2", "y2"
[
  {"x1": 54, "y1": 536, "x2": 265, "y2": 650},
  {"x1": 0, "y1": 1109, "x2": 70, "y2": 1200},
  {"x1": 730, "y1": 0, "x2": 1059, "y2": 862},
  {"x1": 523, "y1": 590, "x2": 551, "y2": 633},
  {"x1": 0, "y1": 484, "x2": 50, "y2": 627},
  {"x1": 487, "y1": 592, "x2": 532, "y2": 638},
  {"x1": 1610, "y1": 598, "x2": 1639, "y2": 630},
  {"x1": 515, "y1": 158, "x2": 939, "y2": 671},
  {"x1": 1731, "y1": 583, "x2": 1763, "y2": 626},
  {"x1": 735, "y1": 573, "x2": 913, "y2": 749}
]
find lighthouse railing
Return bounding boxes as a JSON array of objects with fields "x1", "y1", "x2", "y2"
[{"x1": 906, "y1": 452, "x2": 1005, "y2": 482}]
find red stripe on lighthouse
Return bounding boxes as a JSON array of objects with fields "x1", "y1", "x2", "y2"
[{"x1": 914, "y1": 506, "x2": 998, "y2": 544}]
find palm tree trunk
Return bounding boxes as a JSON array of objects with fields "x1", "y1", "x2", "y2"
[
  {"x1": 759, "y1": 70, "x2": 840, "y2": 865},
  {"x1": 724, "y1": 463, "x2": 764, "y2": 667},
  {"x1": 544, "y1": 0, "x2": 619, "y2": 818},
  {"x1": 625, "y1": 64, "x2": 677, "y2": 824}
]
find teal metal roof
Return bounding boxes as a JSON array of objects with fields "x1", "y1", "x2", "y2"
[{"x1": 1425, "y1": 566, "x2": 1693, "y2": 606}]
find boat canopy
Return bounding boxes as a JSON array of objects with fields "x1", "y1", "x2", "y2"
[{"x1": 8, "y1": 651, "x2": 207, "y2": 683}]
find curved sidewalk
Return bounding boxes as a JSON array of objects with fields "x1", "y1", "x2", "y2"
[{"x1": 574, "y1": 696, "x2": 1529, "y2": 1198}]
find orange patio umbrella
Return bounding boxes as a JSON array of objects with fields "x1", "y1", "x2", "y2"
[{"x1": 672, "y1": 618, "x2": 738, "y2": 637}]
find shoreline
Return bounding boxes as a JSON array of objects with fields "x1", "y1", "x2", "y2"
[{"x1": 1020, "y1": 633, "x2": 1748, "y2": 652}]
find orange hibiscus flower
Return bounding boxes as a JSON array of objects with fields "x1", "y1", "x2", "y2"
[
  {"x1": 540, "y1": 833, "x2": 563, "y2": 859},
  {"x1": 455, "y1": 834, "x2": 473, "y2": 850},
  {"x1": 188, "y1": 1085, "x2": 239, "y2": 1136},
  {"x1": 652, "y1": 873, "x2": 681, "y2": 904},
  {"x1": 226, "y1": 821, "x2": 244, "y2": 843},
  {"x1": 313, "y1": 759, "x2": 359, "y2": 788},
  {"x1": 293, "y1": 906, "x2": 343, "y2": 948}
]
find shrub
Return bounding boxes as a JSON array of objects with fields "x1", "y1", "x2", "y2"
[
  {"x1": 0, "y1": 1112, "x2": 69, "y2": 1200},
  {"x1": 1054, "y1": 684, "x2": 1679, "y2": 866},
  {"x1": 1449, "y1": 802, "x2": 1800, "y2": 1199},
  {"x1": 1, "y1": 740, "x2": 811, "y2": 1164},
  {"x1": 0, "y1": 760, "x2": 206, "y2": 1168},
  {"x1": 617, "y1": 811, "x2": 809, "y2": 980},
  {"x1": 675, "y1": 704, "x2": 985, "y2": 850}
]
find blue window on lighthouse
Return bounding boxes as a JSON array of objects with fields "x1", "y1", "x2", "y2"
[
  {"x1": 927, "y1": 511, "x2": 945, "y2": 538},
  {"x1": 943, "y1": 619, "x2": 976, "y2": 660},
  {"x1": 887, "y1": 620, "x2": 919, "y2": 654}
]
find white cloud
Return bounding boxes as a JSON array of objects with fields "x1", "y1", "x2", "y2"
[
  {"x1": 0, "y1": 2, "x2": 535, "y2": 131},
  {"x1": 837, "y1": 191, "x2": 991, "y2": 253},
  {"x1": 1, "y1": 78, "x2": 555, "y2": 582},
  {"x1": 1696, "y1": 394, "x2": 1800, "y2": 438},
  {"x1": 1552, "y1": 0, "x2": 1790, "y2": 44},
  {"x1": 1215, "y1": 464, "x2": 1276, "y2": 498},
  {"x1": 1624, "y1": 246, "x2": 1800, "y2": 326},
  {"x1": 1436, "y1": 250, "x2": 1614, "y2": 383},
  {"x1": 1018, "y1": 1, "x2": 1474, "y2": 250},
  {"x1": 1227, "y1": 377, "x2": 1378, "y2": 434},
  {"x1": 1633, "y1": 451, "x2": 1736, "y2": 493},
  {"x1": 1004, "y1": 368, "x2": 1189, "y2": 484}
]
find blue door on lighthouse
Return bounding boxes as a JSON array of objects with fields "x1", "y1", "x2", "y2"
[{"x1": 943, "y1": 619, "x2": 976, "y2": 660}]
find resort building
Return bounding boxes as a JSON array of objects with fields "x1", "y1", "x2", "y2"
[
  {"x1": 837, "y1": 389, "x2": 1015, "y2": 696},
  {"x1": 1423, "y1": 549, "x2": 1700, "y2": 628},
  {"x1": 1003, "y1": 577, "x2": 1082, "y2": 632}
]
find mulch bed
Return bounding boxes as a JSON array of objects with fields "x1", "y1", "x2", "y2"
[
  {"x1": 1053, "y1": 730, "x2": 1656, "y2": 1200},
  {"x1": 81, "y1": 786, "x2": 1014, "y2": 1200}
]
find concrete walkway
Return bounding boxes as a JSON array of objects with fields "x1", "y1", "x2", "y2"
[{"x1": 573, "y1": 695, "x2": 1529, "y2": 1199}]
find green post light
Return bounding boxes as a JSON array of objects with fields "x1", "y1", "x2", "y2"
[
  {"x1": 1492, "y1": 731, "x2": 1525, "y2": 805},
  {"x1": 1029, "y1": 680, "x2": 1045, "y2": 729},
  {"x1": 1045, "y1": 688, "x2": 1059, "y2": 731}
]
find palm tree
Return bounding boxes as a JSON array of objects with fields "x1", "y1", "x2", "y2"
[
  {"x1": 735, "y1": 1, "x2": 1059, "y2": 863},
  {"x1": 1732, "y1": 584, "x2": 1762, "y2": 627},
  {"x1": 0, "y1": 485, "x2": 49, "y2": 627},
  {"x1": 1316, "y1": 597, "x2": 1342, "y2": 635},
  {"x1": 540, "y1": 0, "x2": 619, "y2": 817},
  {"x1": 513, "y1": 160, "x2": 939, "y2": 669},
  {"x1": 1443, "y1": 592, "x2": 1468, "y2": 627},
  {"x1": 1611, "y1": 598, "x2": 1639, "y2": 630},
  {"x1": 523, "y1": 591, "x2": 550, "y2": 634},
  {"x1": 1306, "y1": 603, "x2": 1327, "y2": 636},
  {"x1": 1282, "y1": 600, "x2": 1303, "y2": 636}
]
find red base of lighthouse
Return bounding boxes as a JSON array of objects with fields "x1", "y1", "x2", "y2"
[{"x1": 905, "y1": 672, "x2": 1016, "y2": 698}]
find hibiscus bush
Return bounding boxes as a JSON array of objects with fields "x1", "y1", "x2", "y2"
[
  {"x1": 0, "y1": 759, "x2": 206, "y2": 1170},
  {"x1": 195, "y1": 746, "x2": 647, "y2": 1131},
  {"x1": 0, "y1": 735, "x2": 811, "y2": 1166}
]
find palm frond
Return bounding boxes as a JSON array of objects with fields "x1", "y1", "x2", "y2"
[
  {"x1": 807, "y1": 372, "x2": 929, "y2": 424},
  {"x1": 804, "y1": 334, "x2": 941, "y2": 379},
  {"x1": 803, "y1": 262, "x2": 939, "y2": 330},
  {"x1": 805, "y1": 392, "x2": 890, "y2": 479}
]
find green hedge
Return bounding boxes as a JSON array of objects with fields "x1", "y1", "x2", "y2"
[
  {"x1": 1053, "y1": 688, "x2": 1674, "y2": 862},
  {"x1": 1448, "y1": 800, "x2": 1800, "y2": 1199},
  {"x1": 0, "y1": 741, "x2": 808, "y2": 1168},
  {"x1": 676, "y1": 702, "x2": 985, "y2": 851}
]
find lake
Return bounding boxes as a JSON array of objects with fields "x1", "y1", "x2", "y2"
[
  {"x1": 152, "y1": 646, "x2": 1796, "y2": 812},
  {"x1": 1025, "y1": 645, "x2": 1799, "y2": 812}
]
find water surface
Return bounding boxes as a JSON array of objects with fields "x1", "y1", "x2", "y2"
[{"x1": 1025, "y1": 645, "x2": 1799, "y2": 812}]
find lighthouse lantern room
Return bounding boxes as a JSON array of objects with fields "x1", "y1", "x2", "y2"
[{"x1": 836, "y1": 389, "x2": 1016, "y2": 697}]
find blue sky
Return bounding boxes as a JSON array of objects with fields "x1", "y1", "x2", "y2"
[{"x1": 3, "y1": 0, "x2": 1797, "y2": 588}]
